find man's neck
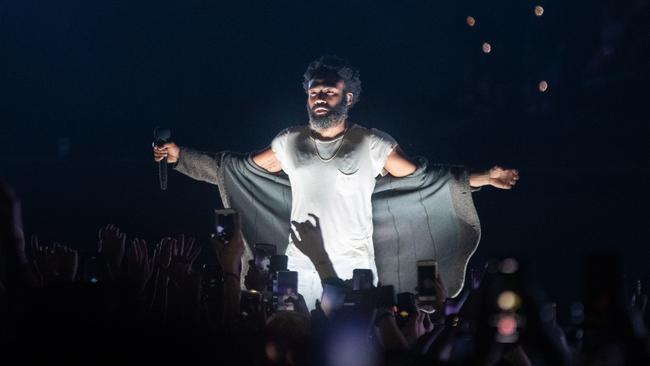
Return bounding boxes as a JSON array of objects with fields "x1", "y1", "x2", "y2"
[{"x1": 310, "y1": 120, "x2": 348, "y2": 141}]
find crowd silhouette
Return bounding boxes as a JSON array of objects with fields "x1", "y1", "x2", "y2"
[{"x1": 0, "y1": 183, "x2": 648, "y2": 365}]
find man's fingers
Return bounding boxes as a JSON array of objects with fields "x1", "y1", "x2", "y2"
[
  {"x1": 290, "y1": 221, "x2": 302, "y2": 232},
  {"x1": 189, "y1": 245, "x2": 202, "y2": 263},
  {"x1": 177, "y1": 234, "x2": 185, "y2": 256},
  {"x1": 307, "y1": 213, "x2": 320, "y2": 228},
  {"x1": 141, "y1": 240, "x2": 149, "y2": 260},
  {"x1": 289, "y1": 228, "x2": 300, "y2": 244},
  {"x1": 134, "y1": 239, "x2": 142, "y2": 261}
]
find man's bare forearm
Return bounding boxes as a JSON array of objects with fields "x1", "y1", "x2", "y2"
[
  {"x1": 251, "y1": 147, "x2": 282, "y2": 173},
  {"x1": 469, "y1": 171, "x2": 490, "y2": 188}
]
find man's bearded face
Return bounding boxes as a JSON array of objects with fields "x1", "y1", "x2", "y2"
[{"x1": 306, "y1": 78, "x2": 350, "y2": 130}]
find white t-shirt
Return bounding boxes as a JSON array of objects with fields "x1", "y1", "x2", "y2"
[{"x1": 271, "y1": 123, "x2": 397, "y2": 306}]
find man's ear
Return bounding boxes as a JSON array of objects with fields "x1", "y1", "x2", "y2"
[{"x1": 346, "y1": 92, "x2": 354, "y2": 106}]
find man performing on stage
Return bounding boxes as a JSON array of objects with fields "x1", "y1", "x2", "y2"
[{"x1": 153, "y1": 56, "x2": 519, "y2": 307}]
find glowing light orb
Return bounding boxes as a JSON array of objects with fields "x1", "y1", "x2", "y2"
[
  {"x1": 497, "y1": 314, "x2": 518, "y2": 336},
  {"x1": 499, "y1": 258, "x2": 519, "y2": 274},
  {"x1": 497, "y1": 291, "x2": 521, "y2": 311},
  {"x1": 538, "y1": 80, "x2": 549, "y2": 92},
  {"x1": 466, "y1": 16, "x2": 476, "y2": 27},
  {"x1": 482, "y1": 42, "x2": 492, "y2": 53},
  {"x1": 535, "y1": 5, "x2": 544, "y2": 17}
]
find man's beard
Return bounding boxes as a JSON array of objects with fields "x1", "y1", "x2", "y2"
[{"x1": 307, "y1": 99, "x2": 349, "y2": 130}]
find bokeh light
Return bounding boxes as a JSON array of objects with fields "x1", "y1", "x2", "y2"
[
  {"x1": 535, "y1": 5, "x2": 544, "y2": 17},
  {"x1": 497, "y1": 291, "x2": 521, "y2": 311},
  {"x1": 497, "y1": 314, "x2": 518, "y2": 336},
  {"x1": 499, "y1": 258, "x2": 519, "y2": 273},
  {"x1": 482, "y1": 42, "x2": 492, "y2": 53},
  {"x1": 538, "y1": 80, "x2": 549, "y2": 92},
  {"x1": 466, "y1": 16, "x2": 476, "y2": 27}
]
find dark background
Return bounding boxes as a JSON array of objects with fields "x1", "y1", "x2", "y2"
[{"x1": 1, "y1": 0, "x2": 648, "y2": 318}]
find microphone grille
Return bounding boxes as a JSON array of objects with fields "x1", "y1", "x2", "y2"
[{"x1": 154, "y1": 127, "x2": 171, "y2": 141}]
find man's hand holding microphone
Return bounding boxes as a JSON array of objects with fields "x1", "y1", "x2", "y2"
[{"x1": 152, "y1": 142, "x2": 180, "y2": 164}]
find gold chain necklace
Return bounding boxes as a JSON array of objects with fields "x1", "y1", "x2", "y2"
[{"x1": 310, "y1": 125, "x2": 350, "y2": 162}]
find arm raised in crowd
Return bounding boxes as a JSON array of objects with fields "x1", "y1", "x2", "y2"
[
  {"x1": 0, "y1": 184, "x2": 40, "y2": 289},
  {"x1": 290, "y1": 214, "x2": 337, "y2": 281},
  {"x1": 124, "y1": 238, "x2": 154, "y2": 296},
  {"x1": 30, "y1": 235, "x2": 78, "y2": 285},
  {"x1": 98, "y1": 224, "x2": 126, "y2": 280},
  {"x1": 210, "y1": 211, "x2": 245, "y2": 325}
]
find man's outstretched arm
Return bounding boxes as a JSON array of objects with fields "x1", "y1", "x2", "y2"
[
  {"x1": 380, "y1": 145, "x2": 520, "y2": 189},
  {"x1": 469, "y1": 166, "x2": 520, "y2": 189},
  {"x1": 153, "y1": 142, "x2": 223, "y2": 185},
  {"x1": 251, "y1": 147, "x2": 283, "y2": 173}
]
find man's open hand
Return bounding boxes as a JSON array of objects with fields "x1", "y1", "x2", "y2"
[
  {"x1": 98, "y1": 224, "x2": 126, "y2": 275},
  {"x1": 31, "y1": 235, "x2": 78, "y2": 283},
  {"x1": 125, "y1": 238, "x2": 154, "y2": 293}
]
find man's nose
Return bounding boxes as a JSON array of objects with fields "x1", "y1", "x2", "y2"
[
  {"x1": 314, "y1": 96, "x2": 328, "y2": 105},
  {"x1": 315, "y1": 91, "x2": 329, "y2": 102}
]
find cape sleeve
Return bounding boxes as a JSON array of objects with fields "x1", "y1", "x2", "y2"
[
  {"x1": 371, "y1": 157, "x2": 481, "y2": 298},
  {"x1": 174, "y1": 149, "x2": 293, "y2": 287},
  {"x1": 173, "y1": 147, "x2": 225, "y2": 187}
]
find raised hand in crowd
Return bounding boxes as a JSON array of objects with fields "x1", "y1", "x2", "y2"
[
  {"x1": 374, "y1": 306, "x2": 409, "y2": 351},
  {"x1": 290, "y1": 213, "x2": 337, "y2": 280},
  {"x1": 167, "y1": 235, "x2": 201, "y2": 288},
  {"x1": 244, "y1": 259, "x2": 268, "y2": 292},
  {"x1": 125, "y1": 238, "x2": 154, "y2": 294},
  {"x1": 0, "y1": 184, "x2": 40, "y2": 289},
  {"x1": 154, "y1": 237, "x2": 174, "y2": 270},
  {"x1": 432, "y1": 274, "x2": 448, "y2": 313},
  {"x1": 30, "y1": 235, "x2": 78, "y2": 284},
  {"x1": 401, "y1": 310, "x2": 435, "y2": 346},
  {"x1": 211, "y1": 213, "x2": 245, "y2": 276},
  {"x1": 283, "y1": 293, "x2": 310, "y2": 317},
  {"x1": 148, "y1": 237, "x2": 175, "y2": 319},
  {"x1": 209, "y1": 211, "x2": 245, "y2": 323},
  {"x1": 98, "y1": 224, "x2": 126, "y2": 278}
]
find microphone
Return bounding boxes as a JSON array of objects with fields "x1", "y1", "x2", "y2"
[{"x1": 153, "y1": 127, "x2": 171, "y2": 190}]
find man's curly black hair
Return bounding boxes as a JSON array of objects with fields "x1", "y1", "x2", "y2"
[{"x1": 302, "y1": 56, "x2": 362, "y2": 107}]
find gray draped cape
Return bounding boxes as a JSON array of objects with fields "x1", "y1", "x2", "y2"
[{"x1": 173, "y1": 147, "x2": 481, "y2": 297}]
